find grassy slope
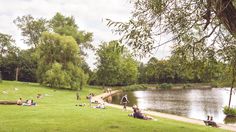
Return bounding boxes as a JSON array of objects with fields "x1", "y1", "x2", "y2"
[{"x1": 0, "y1": 81, "x2": 227, "y2": 132}]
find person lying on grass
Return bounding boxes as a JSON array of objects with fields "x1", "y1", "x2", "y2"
[
  {"x1": 93, "y1": 102, "x2": 106, "y2": 109},
  {"x1": 22, "y1": 100, "x2": 37, "y2": 106},
  {"x1": 129, "y1": 104, "x2": 153, "y2": 120}
]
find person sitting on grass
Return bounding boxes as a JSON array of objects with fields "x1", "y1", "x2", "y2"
[
  {"x1": 16, "y1": 98, "x2": 23, "y2": 105},
  {"x1": 37, "y1": 94, "x2": 43, "y2": 99}
]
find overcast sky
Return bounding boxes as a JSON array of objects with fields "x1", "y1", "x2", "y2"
[{"x1": 0, "y1": 0, "x2": 171, "y2": 69}]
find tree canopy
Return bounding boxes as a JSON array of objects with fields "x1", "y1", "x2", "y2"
[
  {"x1": 50, "y1": 13, "x2": 94, "y2": 53},
  {"x1": 96, "y1": 41, "x2": 138, "y2": 86},
  {"x1": 14, "y1": 15, "x2": 48, "y2": 48},
  {"x1": 107, "y1": 0, "x2": 236, "y2": 55},
  {"x1": 36, "y1": 32, "x2": 87, "y2": 89}
]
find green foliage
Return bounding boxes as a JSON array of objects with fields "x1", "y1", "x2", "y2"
[
  {"x1": 36, "y1": 32, "x2": 85, "y2": 89},
  {"x1": 121, "y1": 84, "x2": 148, "y2": 91},
  {"x1": 137, "y1": 51, "x2": 226, "y2": 84},
  {"x1": 224, "y1": 116, "x2": 236, "y2": 124},
  {"x1": 223, "y1": 106, "x2": 236, "y2": 116},
  {"x1": 44, "y1": 62, "x2": 68, "y2": 88},
  {"x1": 96, "y1": 41, "x2": 138, "y2": 86},
  {"x1": 0, "y1": 33, "x2": 16, "y2": 62},
  {"x1": 11, "y1": 13, "x2": 93, "y2": 84},
  {"x1": 0, "y1": 33, "x2": 19, "y2": 80},
  {"x1": 120, "y1": 56, "x2": 138, "y2": 85},
  {"x1": 17, "y1": 49, "x2": 37, "y2": 82},
  {"x1": 159, "y1": 83, "x2": 172, "y2": 89},
  {"x1": 13, "y1": 15, "x2": 48, "y2": 48},
  {"x1": 50, "y1": 13, "x2": 93, "y2": 51}
]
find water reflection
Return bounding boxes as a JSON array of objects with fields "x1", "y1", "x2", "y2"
[{"x1": 111, "y1": 88, "x2": 236, "y2": 125}]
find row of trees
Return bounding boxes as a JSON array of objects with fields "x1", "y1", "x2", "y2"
[
  {"x1": 89, "y1": 40, "x2": 231, "y2": 86},
  {"x1": 0, "y1": 13, "x2": 92, "y2": 90},
  {"x1": 106, "y1": 0, "x2": 236, "y2": 108},
  {"x1": 91, "y1": 41, "x2": 138, "y2": 86},
  {"x1": 0, "y1": 13, "x2": 139, "y2": 88},
  {"x1": 1, "y1": 28, "x2": 233, "y2": 87}
]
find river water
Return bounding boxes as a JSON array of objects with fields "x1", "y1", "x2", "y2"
[{"x1": 111, "y1": 88, "x2": 236, "y2": 125}]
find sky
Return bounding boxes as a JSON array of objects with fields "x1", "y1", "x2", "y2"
[{"x1": 0, "y1": 0, "x2": 171, "y2": 69}]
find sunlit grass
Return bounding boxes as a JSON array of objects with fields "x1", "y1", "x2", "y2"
[{"x1": 0, "y1": 81, "x2": 227, "y2": 132}]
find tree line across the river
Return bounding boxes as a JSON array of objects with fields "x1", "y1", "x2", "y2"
[{"x1": 0, "y1": 13, "x2": 235, "y2": 90}]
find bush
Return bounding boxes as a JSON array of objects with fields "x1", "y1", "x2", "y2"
[
  {"x1": 182, "y1": 84, "x2": 191, "y2": 89},
  {"x1": 159, "y1": 83, "x2": 172, "y2": 89},
  {"x1": 155, "y1": 84, "x2": 159, "y2": 89},
  {"x1": 224, "y1": 116, "x2": 236, "y2": 124},
  {"x1": 122, "y1": 84, "x2": 147, "y2": 91},
  {"x1": 223, "y1": 106, "x2": 236, "y2": 116}
]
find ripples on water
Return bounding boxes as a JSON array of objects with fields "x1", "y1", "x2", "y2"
[{"x1": 111, "y1": 88, "x2": 236, "y2": 125}]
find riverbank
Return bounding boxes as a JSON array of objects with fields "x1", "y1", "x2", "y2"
[
  {"x1": 116, "y1": 83, "x2": 218, "y2": 91},
  {"x1": 0, "y1": 81, "x2": 226, "y2": 132},
  {"x1": 93, "y1": 90, "x2": 236, "y2": 132}
]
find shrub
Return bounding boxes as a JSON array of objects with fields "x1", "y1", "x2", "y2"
[
  {"x1": 122, "y1": 84, "x2": 147, "y2": 91},
  {"x1": 223, "y1": 106, "x2": 236, "y2": 116},
  {"x1": 159, "y1": 83, "x2": 172, "y2": 89},
  {"x1": 224, "y1": 116, "x2": 236, "y2": 124}
]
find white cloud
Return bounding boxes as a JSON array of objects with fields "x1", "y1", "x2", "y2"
[{"x1": 0, "y1": 0, "x2": 171, "y2": 70}]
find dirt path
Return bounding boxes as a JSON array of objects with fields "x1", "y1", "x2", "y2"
[{"x1": 92, "y1": 90, "x2": 236, "y2": 132}]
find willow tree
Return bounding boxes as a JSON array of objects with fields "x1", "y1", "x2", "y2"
[
  {"x1": 107, "y1": 0, "x2": 236, "y2": 108},
  {"x1": 50, "y1": 13, "x2": 94, "y2": 55},
  {"x1": 36, "y1": 32, "x2": 87, "y2": 89}
]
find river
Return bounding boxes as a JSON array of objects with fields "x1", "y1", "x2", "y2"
[{"x1": 111, "y1": 88, "x2": 236, "y2": 125}]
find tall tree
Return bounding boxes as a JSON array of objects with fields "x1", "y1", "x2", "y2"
[
  {"x1": 96, "y1": 41, "x2": 138, "y2": 86},
  {"x1": 107, "y1": 0, "x2": 236, "y2": 54},
  {"x1": 36, "y1": 32, "x2": 86, "y2": 89},
  {"x1": 17, "y1": 49, "x2": 37, "y2": 82},
  {"x1": 96, "y1": 41, "x2": 123, "y2": 86},
  {"x1": 218, "y1": 38, "x2": 236, "y2": 108},
  {"x1": 0, "y1": 33, "x2": 19, "y2": 80},
  {"x1": 14, "y1": 15, "x2": 48, "y2": 48},
  {"x1": 50, "y1": 13, "x2": 94, "y2": 54},
  {"x1": 0, "y1": 33, "x2": 14, "y2": 61},
  {"x1": 107, "y1": 0, "x2": 236, "y2": 108}
]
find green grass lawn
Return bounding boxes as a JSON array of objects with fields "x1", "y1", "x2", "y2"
[{"x1": 0, "y1": 81, "x2": 227, "y2": 132}]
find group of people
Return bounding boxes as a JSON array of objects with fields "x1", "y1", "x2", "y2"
[
  {"x1": 16, "y1": 98, "x2": 36, "y2": 106},
  {"x1": 130, "y1": 105, "x2": 153, "y2": 120},
  {"x1": 203, "y1": 115, "x2": 218, "y2": 127},
  {"x1": 93, "y1": 102, "x2": 106, "y2": 109},
  {"x1": 120, "y1": 94, "x2": 153, "y2": 120}
]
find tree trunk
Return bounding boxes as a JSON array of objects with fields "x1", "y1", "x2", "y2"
[
  {"x1": 0, "y1": 71, "x2": 2, "y2": 83},
  {"x1": 228, "y1": 65, "x2": 235, "y2": 108},
  {"x1": 215, "y1": 0, "x2": 236, "y2": 36},
  {"x1": 15, "y1": 67, "x2": 19, "y2": 81}
]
